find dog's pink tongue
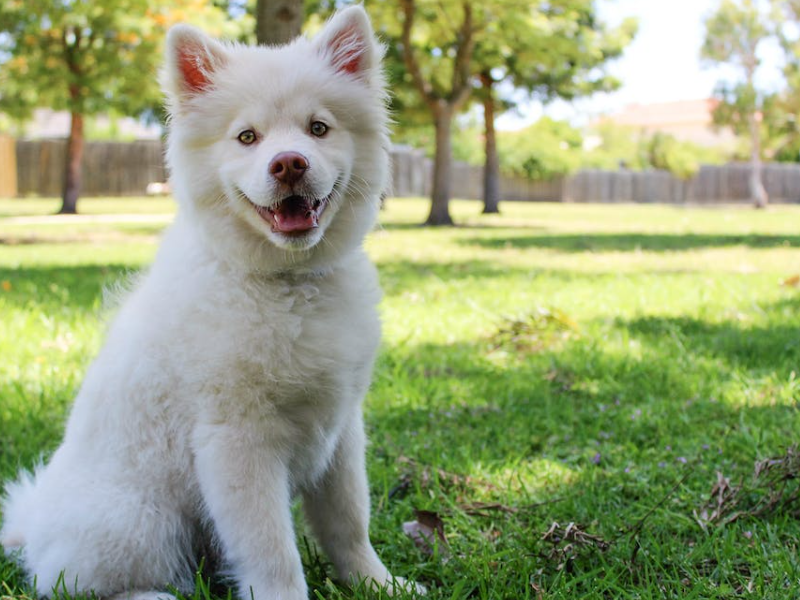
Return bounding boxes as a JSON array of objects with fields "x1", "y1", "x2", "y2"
[{"x1": 273, "y1": 198, "x2": 318, "y2": 233}]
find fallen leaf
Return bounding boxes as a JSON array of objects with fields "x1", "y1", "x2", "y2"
[
  {"x1": 402, "y1": 509, "x2": 449, "y2": 559},
  {"x1": 694, "y1": 446, "x2": 800, "y2": 528},
  {"x1": 529, "y1": 578, "x2": 545, "y2": 600},
  {"x1": 540, "y1": 520, "x2": 609, "y2": 570}
]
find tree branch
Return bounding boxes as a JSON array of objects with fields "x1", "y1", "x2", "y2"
[
  {"x1": 62, "y1": 26, "x2": 84, "y2": 109},
  {"x1": 399, "y1": 0, "x2": 439, "y2": 111},
  {"x1": 449, "y1": 1, "x2": 475, "y2": 110}
]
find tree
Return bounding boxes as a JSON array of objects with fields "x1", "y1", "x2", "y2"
[
  {"x1": 256, "y1": 0, "x2": 303, "y2": 45},
  {"x1": 770, "y1": 0, "x2": 800, "y2": 162},
  {"x1": 701, "y1": 0, "x2": 776, "y2": 208},
  {"x1": 0, "y1": 0, "x2": 234, "y2": 213},
  {"x1": 473, "y1": 1, "x2": 637, "y2": 213},
  {"x1": 497, "y1": 117, "x2": 584, "y2": 180},
  {"x1": 374, "y1": 0, "x2": 634, "y2": 223},
  {"x1": 391, "y1": 0, "x2": 476, "y2": 226},
  {"x1": 645, "y1": 132, "x2": 705, "y2": 180}
]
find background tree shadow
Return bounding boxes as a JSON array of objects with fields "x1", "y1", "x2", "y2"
[
  {"x1": 0, "y1": 264, "x2": 136, "y2": 313},
  {"x1": 365, "y1": 291, "x2": 800, "y2": 595},
  {"x1": 459, "y1": 232, "x2": 800, "y2": 252}
]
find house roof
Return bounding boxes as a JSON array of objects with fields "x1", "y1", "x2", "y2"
[
  {"x1": 607, "y1": 99, "x2": 720, "y2": 128},
  {"x1": 595, "y1": 98, "x2": 736, "y2": 147}
]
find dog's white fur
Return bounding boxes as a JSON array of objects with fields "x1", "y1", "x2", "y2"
[{"x1": 1, "y1": 7, "x2": 422, "y2": 599}]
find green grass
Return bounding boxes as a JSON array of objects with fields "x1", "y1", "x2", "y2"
[{"x1": 2, "y1": 197, "x2": 800, "y2": 599}]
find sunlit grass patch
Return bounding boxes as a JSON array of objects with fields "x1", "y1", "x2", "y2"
[{"x1": 0, "y1": 197, "x2": 176, "y2": 217}]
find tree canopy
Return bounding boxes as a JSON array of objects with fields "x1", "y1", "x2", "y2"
[
  {"x1": 701, "y1": 0, "x2": 777, "y2": 207},
  {"x1": 0, "y1": 0, "x2": 240, "y2": 121},
  {"x1": 369, "y1": 0, "x2": 636, "y2": 224},
  {"x1": 770, "y1": 0, "x2": 800, "y2": 161},
  {"x1": 471, "y1": 0, "x2": 636, "y2": 212},
  {"x1": 0, "y1": 0, "x2": 243, "y2": 212}
]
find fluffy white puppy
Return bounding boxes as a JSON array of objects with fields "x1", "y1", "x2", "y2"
[{"x1": 2, "y1": 7, "x2": 422, "y2": 599}]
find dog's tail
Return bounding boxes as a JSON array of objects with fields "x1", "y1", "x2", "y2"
[{"x1": 1, "y1": 469, "x2": 38, "y2": 550}]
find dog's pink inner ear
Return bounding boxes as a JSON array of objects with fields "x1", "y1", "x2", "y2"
[
  {"x1": 326, "y1": 26, "x2": 367, "y2": 76},
  {"x1": 177, "y1": 44, "x2": 215, "y2": 93}
]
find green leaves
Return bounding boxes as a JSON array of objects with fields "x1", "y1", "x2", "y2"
[
  {"x1": 701, "y1": 0, "x2": 771, "y2": 71},
  {"x1": 474, "y1": 0, "x2": 637, "y2": 104},
  {"x1": 497, "y1": 117, "x2": 584, "y2": 180},
  {"x1": 700, "y1": 0, "x2": 786, "y2": 166},
  {"x1": 0, "y1": 0, "x2": 242, "y2": 121},
  {"x1": 372, "y1": 0, "x2": 637, "y2": 130}
]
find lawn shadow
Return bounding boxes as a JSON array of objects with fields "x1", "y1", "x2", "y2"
[
  {"x1": 375, "y1": 257, "x2": 689, "y2": 296},
  {"x1": 377, "y1": 259, "x2": 536, "y2": 295},
  {"x1": 0, "y1": 223, "x2": 165, "y2": 245},
  {"x1": 459, "y1": 232, "x2": 800, "y2": 253},
  {"x1": 366, "y1": 300, "x2": 800, "y2": 594},
  {"x1": 375, "y1": 220, "x2": 549, "y2": 232},
  {"x1": 621, "y1": 312, "x2": 800, "y2": 376},
  {"x1": 0, "y1": 264, "x2": 140, "y2": 312},
  {"x1": 365, "y1": 312, "x2": 800, "y2": 596},
  {"x1": 369, "y1": 291, "x2": 800, "y2": 523}
]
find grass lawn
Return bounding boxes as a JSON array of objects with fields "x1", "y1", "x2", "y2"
[{"x1": 1, "y1": 196, "x2": 799, "y2": 599}]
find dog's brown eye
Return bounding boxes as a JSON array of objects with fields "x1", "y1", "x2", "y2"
[
  {"x1": 237, "y1": 130, "x2": 257, "y2": 145},
  {"x1": 310, "y1": 121, "x2": 328, "y2": 137}
]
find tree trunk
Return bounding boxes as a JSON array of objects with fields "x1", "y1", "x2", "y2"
[
  {"x1": 426, "y1": 102, "x2": 455, "y2": 226},
  {"x1": 256, "y1": 0, "x2": 303, "y2": 46},
  {"x1": 481, "y1": 76, "x2": 500, "y2": 214},
  {"x1": 748, "y1": 112, "x2": 768, "y2": 209},
  {"x1": 59, "y1": 111, "x2": 84, "y2": 215}
]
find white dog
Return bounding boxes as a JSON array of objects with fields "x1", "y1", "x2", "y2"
[{"x1": 2, "y1": 7, "x2": 422, "y2": 599}]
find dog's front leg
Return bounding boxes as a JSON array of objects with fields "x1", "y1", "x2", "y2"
[
  {"x1": 302, "y1": 412, "x2": 424, "y2": 595},
  {"x1": 193, "y1": 422, "x2": 307, "y2": 600}
]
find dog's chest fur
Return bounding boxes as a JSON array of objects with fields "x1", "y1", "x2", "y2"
[
  {"x1": 77, "y1": 220, "x2": 382, "y2": 491},
  {"x1": 183, "y1": 255, "x2": 381, "y2": 487}
]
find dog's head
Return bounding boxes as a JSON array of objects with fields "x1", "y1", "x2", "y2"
[{"x1": 162, "y1": 7, "x2": 388, "y2": 272}]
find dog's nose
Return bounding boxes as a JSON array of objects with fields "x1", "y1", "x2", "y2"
[{"x1": 269, "y1": 152, "x2": 309, "y2": 185}]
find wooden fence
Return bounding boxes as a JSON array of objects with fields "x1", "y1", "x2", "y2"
[
  {"x1": 16, "y1": 139, "x2": 165, "y2": 197},
  {"x1": 7, "y1": 139, "x2": 800, "y2": 203},
  {"x1": 389, "y1": 146, "x2": 800, "y2": 204},
  {"x1": 390, "y1": 146, "x2": 564, "y2": 202},
  {"x1": 562, "y1": 164, "x2": 800, "y2": 204}
]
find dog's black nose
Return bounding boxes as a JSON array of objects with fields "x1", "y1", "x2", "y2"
[{"x1": 269, "y1": 152, "x2": 309, "y2": 185}]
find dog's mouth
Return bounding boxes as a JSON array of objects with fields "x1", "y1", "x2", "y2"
[{"x1": 251, "y1": 194, "x2": 330, "y2": 236}]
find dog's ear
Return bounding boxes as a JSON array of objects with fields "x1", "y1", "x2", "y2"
[
  {"x1": 163, "y1": 25, "x2": 229, "y2": 100},
  {"x1": 313, "y1": 5, "x2": 380, "y2": 80}
]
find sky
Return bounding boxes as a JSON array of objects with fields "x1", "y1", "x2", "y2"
[{"x1": 495, "y1": 0, "x2": 787, "y2": 130}]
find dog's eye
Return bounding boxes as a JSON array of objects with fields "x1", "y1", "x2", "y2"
[
  {"x1": 237, "y1": 130, "x2": 257, "y2": 145},
  {"x1": 310, "y1": 121, "x2": 328, "y2": 137}
]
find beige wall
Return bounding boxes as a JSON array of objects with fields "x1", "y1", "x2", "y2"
[{"x1": 0, "y1": 135, "x2": 18, "y2": 197}]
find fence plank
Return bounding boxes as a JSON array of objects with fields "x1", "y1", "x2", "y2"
[{"x1": 16, "y1": 139, "x2": 165, "y2": 197}]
